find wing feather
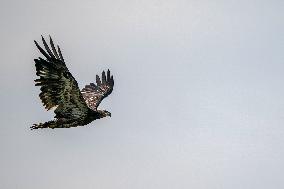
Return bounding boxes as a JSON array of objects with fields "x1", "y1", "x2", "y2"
[
  {"x1": 102, "y1": 71, "x2": 106, "y2": 83},
  {"x1": 57, "y1": 45, "x2": 64, "y2": 62},
  {"x1": 34, "y1": 36, "x2": 89, "y2": 119},
  {"x1": 96, "y1": 75, "x2": 101, "y2": 86},
  {"x1": 81, "y1": 69, "x2": 114, "y2": 110},
  {"x1": 41, "y1": 35, "x2": 55, "y2": 59},
  {"x1": 34, "y1": 40, "x2": 51, "y2": 60},
  {"x1": 49, "y1": 35, "x2": 60, "y2": 59}
]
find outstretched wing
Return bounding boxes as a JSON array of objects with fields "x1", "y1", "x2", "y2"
[
  {"x1": 34, "y1": 36, "x2": 89, "y2": 119},
  {"x1": 81, "y1": 70, "x2": 114, "y2": 110}
]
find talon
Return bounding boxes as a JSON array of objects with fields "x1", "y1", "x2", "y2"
[{"x1": 30, "y1": 124, "x2": 39, "y2": 130}]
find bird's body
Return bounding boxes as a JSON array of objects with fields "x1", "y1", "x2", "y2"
[{"x1": 31, "y1": 36, "x2": 114, "y2": 130}]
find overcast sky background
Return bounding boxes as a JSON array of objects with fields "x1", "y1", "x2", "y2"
[{"x1": 0, "y1": 0, "x2": 283, "y2": 188}]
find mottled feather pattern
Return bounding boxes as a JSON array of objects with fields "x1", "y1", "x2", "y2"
[
  {"x1": 81, "y1": 69, "x2": 114, "y2": 110},
  {"x1": 34, "y1": 36, "x2": 88, "y2": 119},
  {"x1": 32, "y1": 36, "x2": 114, "y2": 129}
]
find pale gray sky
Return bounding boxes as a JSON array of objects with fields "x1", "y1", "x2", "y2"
[{"x1": 0, "y1": 0, "x2": 284, "y2": 188}]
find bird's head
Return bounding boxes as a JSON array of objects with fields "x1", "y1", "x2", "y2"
[{"x1": 99, "y1": 110, "x2": 111, "y2": 118}]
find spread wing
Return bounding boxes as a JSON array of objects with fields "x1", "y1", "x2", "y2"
[
  {"x1": 81, "y1": 69, "x2": 114, "y2": 110},
  {"x1": 34, "y1": 36, "x2": 89, "y2": 119}
]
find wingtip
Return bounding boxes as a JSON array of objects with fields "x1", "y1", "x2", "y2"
[
  {"x1": 102, "y1": 71, "x2": 107, "y2": 83},
  {"x1": 34, "y1": 40, "x2": 39, "y2": 45},
  {"x1": 49, "y1": 35, "x2": 53, "y2": 42},
  {"x1": 106, "y1": 69, "x2": 111, "y2": 81},
  {"x1": 96, "y1": 75, "x2": 101, "y2": 85},
  {"x1": 57, "y1": 45, "x2": 65, "y2": 62},
  {"x1": 111, "y1": 75, "x2": 114, "y2": 84}
]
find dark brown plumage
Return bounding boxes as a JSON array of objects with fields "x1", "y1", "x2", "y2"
[{"x1": 31, "y1": 36, "x2": 114, "y2": 130}]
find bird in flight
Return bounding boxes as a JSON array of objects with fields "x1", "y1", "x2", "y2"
[{"x1": 31, "y1": 36, "x2": 114, "y2": 130}]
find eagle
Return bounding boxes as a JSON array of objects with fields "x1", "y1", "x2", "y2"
[{"x1": 31, "y1": 36, "x2": 114, "y2": 130}]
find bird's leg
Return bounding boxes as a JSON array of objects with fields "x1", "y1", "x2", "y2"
[
  {"x1": 30, "y1": 120, "x2": 57, "y2": 130},
  {"x1": 30, "y1": 119, "x2": 82, "y2": 130},
  {"x1": 55, "y1": 119, "x2": 81, "y2": 128}
]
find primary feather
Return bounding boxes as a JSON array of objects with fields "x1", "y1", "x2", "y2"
[
  {"x1": 81, "y1": 69, "x2": 114, "y2": 110},
  {"x1": 31, "y1": 36, "x2": 114, "y2": 130}
]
